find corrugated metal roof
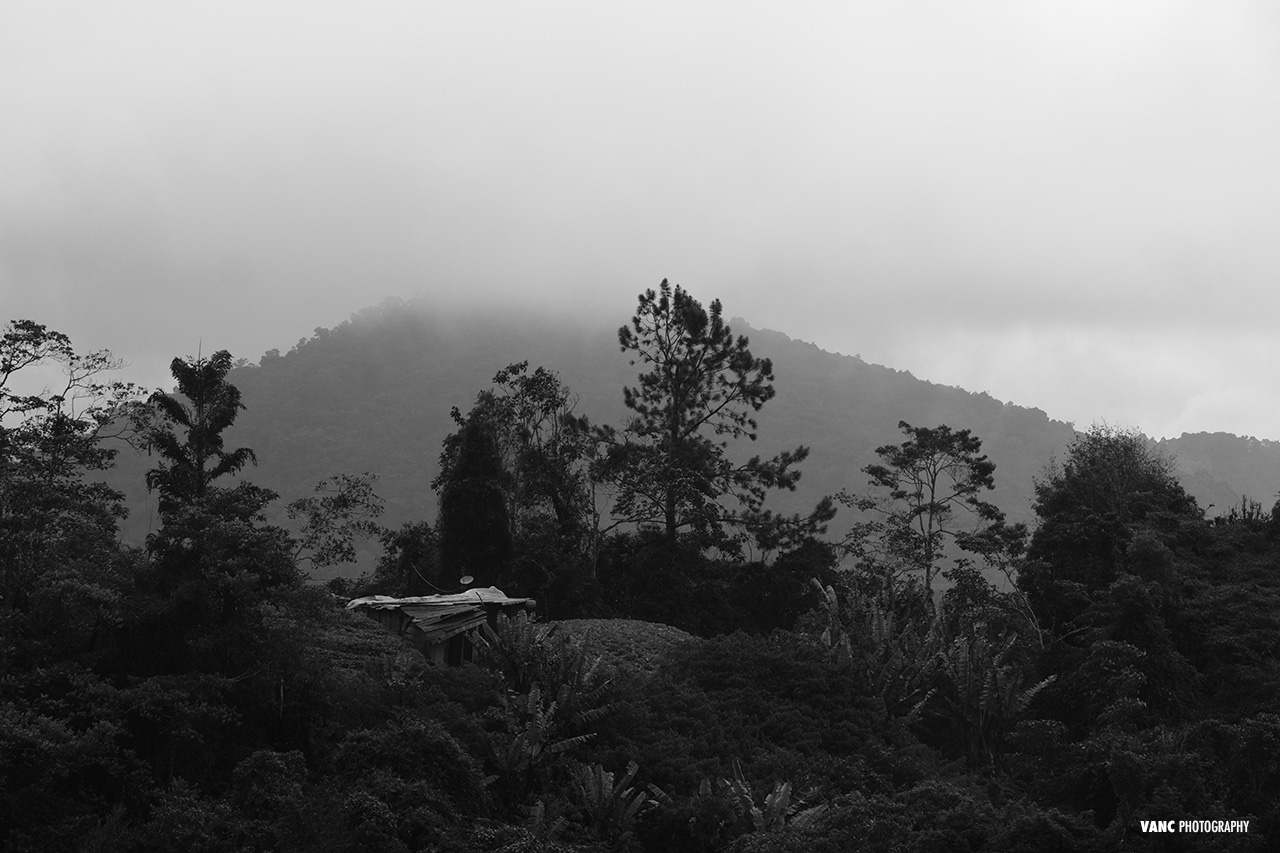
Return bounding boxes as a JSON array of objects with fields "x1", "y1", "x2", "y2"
[
  {"x1": 347, "y1": 587, "x2": 533, "y2": 645},
  {"x1": 347, "y1": 587, "x2": 531, "y2": 609}
]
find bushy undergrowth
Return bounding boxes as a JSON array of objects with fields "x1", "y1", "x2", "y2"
[{"x1": 587, "y1": 631, "x2": 897, "y2": 793}]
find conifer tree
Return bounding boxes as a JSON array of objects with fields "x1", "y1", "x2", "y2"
[{"x1": 598, "y1": 280, "x2": 831, "y2": 553}]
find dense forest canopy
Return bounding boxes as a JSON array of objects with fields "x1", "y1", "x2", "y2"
[{"x1": 5, "y1": 293, "x2": 1280, "y2": 850}]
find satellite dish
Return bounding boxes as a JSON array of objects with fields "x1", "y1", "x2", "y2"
[{"x1": 459, "y1": 575, "x2": 474, "y2": 586}]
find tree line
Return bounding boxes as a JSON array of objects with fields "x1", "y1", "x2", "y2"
[{"x1": 4, "y1": 279, "x2": 1280, "y2": 849}]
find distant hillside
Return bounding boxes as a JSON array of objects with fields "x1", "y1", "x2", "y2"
[
  {"x1": 1158, "y1": 432, "x2": 1280, "y2": 517},
  {"x1": 100, "y1": 297, "x2": 1280, "y2": 576}
]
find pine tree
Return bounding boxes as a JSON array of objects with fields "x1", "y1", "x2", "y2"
[{"x1": 598, "y1": 280, "x2": 831, "y2": 553}]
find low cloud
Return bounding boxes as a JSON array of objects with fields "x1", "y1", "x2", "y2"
[{"x1": 4, "y1": 2, "x2": 1279, "y2": 437}]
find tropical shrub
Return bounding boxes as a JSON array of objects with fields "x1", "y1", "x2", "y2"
[
  {"x1": 587, "y1": 630, "x2": 900, "y2": 796},
  {"x1": 316, "y1": 714, "x2": 488, "y2": 851},
  {"x1": 568, "y1": 761, "x2": 658, "y2": 848}
]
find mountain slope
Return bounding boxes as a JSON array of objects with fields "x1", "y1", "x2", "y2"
[
  {"x1": 1158, "y1": 432, "x2": 1280, "y2": 516},
  {"x1": 100, "y1": 297, "x2": 1278, "y2": 575}
]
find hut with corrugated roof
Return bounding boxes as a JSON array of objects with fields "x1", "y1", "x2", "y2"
[{"x1": 346, "y1": 587, "x2": 535, "y2": 665}]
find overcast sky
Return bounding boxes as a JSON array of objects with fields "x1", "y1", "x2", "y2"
[{"x1": 4, "y1": 1, "x2": 1279, "y2": 439}]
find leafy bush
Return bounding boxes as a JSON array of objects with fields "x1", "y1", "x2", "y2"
[
  {"x1": 313, "y1": 713, "x2": 489, "y2": 850},
  {"x1": 0, "y1": 695, "x2": 150, "y2": 852},
  {"x1": 129, "y1": 780, "x2": 241, "y2": 853},
  {"x1": 568, "y1": 761, "x2": 658, "y2": 848},
  {"x1": 921, "y1": 626, "x2": 1055, "y2": 768},
  {"x1": 735, "y1": 780, "x2": 1113, "y2": 853},
  {"x1": 589, "y1": 630, "x2": 901, "y2": 796},
  {"x1": 477, "y1": 612, "x2": 617, "y2": 816}
]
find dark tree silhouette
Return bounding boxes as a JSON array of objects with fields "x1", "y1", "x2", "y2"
[
  {"x1": 143, "y1": 350, "x2": 256, "y2": 514},
  {"x1": 435, "y1": 361, "x2": 592, "y2": 544},
  {"x1": 1023, "y1": 424, "x2": 1198, "y2": 600},
  {"x1": 436, "y1": 417, "x2": 514, "y2": 588},
  {"x1": 840, "y1": 421, "x2": 1010, "y2": 603},
  {"x1": 598, "y1": 280, "x2": 827, "y2": 552}
]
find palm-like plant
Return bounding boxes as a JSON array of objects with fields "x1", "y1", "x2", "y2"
[
  {"x1": 487, "y1": 682, "x2": 599, "y2": 812},
  {"x1": 480, "y1": 612, "x2": 616, "y2": 814},
  {"x1": 931, "y1": 625, "x2": 1054, "y2": 768},
  {"x1": 812, "y1": 580, "x2": 939, "y2": 721},
  {"x1": 573, "y1": 761, "x2": 659, "y2": 846},
  {"x1": 143, "y1": 351, "x2": 256, "y2": 514},
  {"x1": 862, "y1": 597, "x2": 943, "y2": 722},
  {"x1": 701, "y1": 760, "x2": 827, "y2": 836}
]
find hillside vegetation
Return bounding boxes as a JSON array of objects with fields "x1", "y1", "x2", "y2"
[
  {"x1": 100, "y1": 297, "x2": 1280, "y2": 572},
  {"x1": 7, "y1": 297, "x2": 1280, "y2": 851}
]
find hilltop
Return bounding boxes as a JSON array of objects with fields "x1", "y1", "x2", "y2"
[{"x1": 100, "y1": 296, "x2": 1280, "y2": 575}]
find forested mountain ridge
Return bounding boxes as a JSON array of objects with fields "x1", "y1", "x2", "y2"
[
  {"x1": 1157, "y1": 431, "x2": 1280, "y2": 517},
  {"x1": 101, "y1": 296, "x2": 1280, "y2": 571},
  {"x1": 11, "y1": 307, "x2": 1280, "y2": 848}
]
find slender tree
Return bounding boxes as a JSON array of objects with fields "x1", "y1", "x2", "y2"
[
  {"x1": 286, "y1": 472, "x2": 386, "y2": 570},
  {"x1": 134, "y1": 351, "x2": 298, "y2": 673},
  {"x1": 364, "y1": 520, "x2": 441, "y2": 596},
  {"x1": 1, "y1": 319, "x2": 145, "y2": 481},
  {"x1": 840, "y1": 421, "x2": 1011, "y2": 603},
  {"x1": 598, "y1": 280, "x2": 829, "y2": 552},
  {"x1": 0, "y1": 320, "x2": 142, "y2": 666},
  {"x1": 143, "y1": 350, "x2": 256, "y2": 514}
]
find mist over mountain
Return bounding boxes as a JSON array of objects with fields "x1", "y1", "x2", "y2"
[
  {"x1": 1157, "y1": 431, "x2": 1280, "y2": 518},
  {"x1": 102, "y1": 297, "x2": 1280, "y2": 574}
]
